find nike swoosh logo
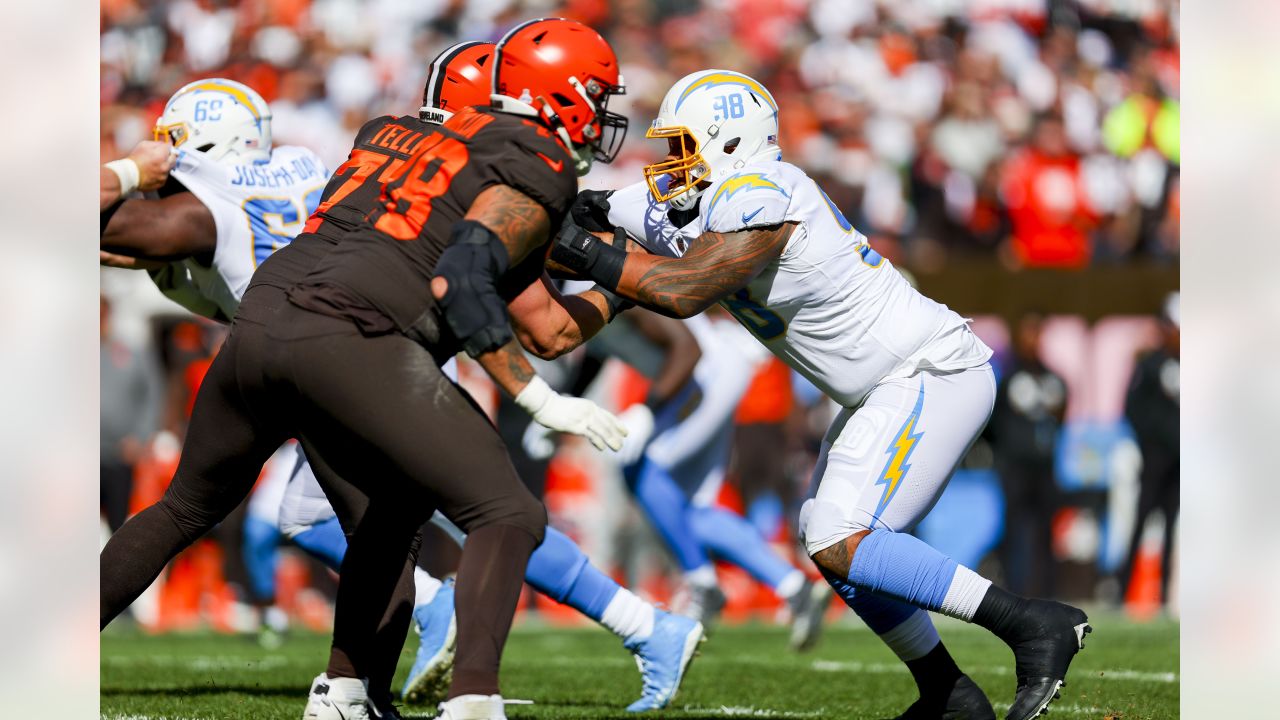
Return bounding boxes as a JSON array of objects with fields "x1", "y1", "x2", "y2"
[
  {"x1": 742, "y1": 207, "x2": 764, "y2": 223},
  {"x1": 535, "y1": 151, "x2": 564, "y2": 173}
]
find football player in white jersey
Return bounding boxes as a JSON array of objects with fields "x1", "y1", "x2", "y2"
[
  {"x1": 604, "y1": 310, "x2": 829, "y2": 641},
  {"x1": 102, "y1": 78, "x2": 328, "y2": 320},
  {"x1": 551, "y1": 69, "x2": 1092, "y2": 720}
]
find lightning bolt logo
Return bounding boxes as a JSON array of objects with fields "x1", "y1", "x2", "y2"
[
  {"x1": 675, "y1": 71, "x2": 779, "y2": 114},
  {"x1": 872, "y1": 382, "x2": 926, "y2": 523},
  {"x1": 705, "y1": 173, "x2": 790, "y2": 219}
]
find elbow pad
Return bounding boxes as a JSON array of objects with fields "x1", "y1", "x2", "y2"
[{"x1": 433, "y1": 220, "x2": 512, "y2": 357}]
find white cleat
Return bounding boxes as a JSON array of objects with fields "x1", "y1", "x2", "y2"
[
  {"x1": 302, "y1": 674, "x2": 371, "y2": 720},
  {"x1": 434, "y1": 694, "x2": 508, "y2": 720}
]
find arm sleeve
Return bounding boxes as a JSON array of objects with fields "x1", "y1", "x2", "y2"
[{"x1": 702, "y1": 170, "x2": 795, "y2": 234}]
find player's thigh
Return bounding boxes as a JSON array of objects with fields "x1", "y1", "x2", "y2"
[
  {"x1": 287, "y1": 325, "x2": 543, "y2": 536},
  {"x1": 803, "y1": 365, "x2": 995, "y2": 553},
  {"x1": 164, "y1": 327, "x2": 287, "y2": 531}
]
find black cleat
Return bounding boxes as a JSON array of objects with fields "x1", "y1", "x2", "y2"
[
  {"x1": 891, "y1": 674, "x2": 995, "y2": 720},
  {"x1": 368, "y1": 690, "x2": 404, "y2": 719},
  {"x1": 1002, "y1": 600, "x2": 1091, "y2": 720}
]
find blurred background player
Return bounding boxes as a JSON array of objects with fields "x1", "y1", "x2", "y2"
[
  {"x1": 988, "y1": 312, "x2": 1067, "y2": 598},
  {"x1": 575, "y1": 303, "x2": 828, "y2": 642},
  {"x1": 100, "y1": 294, "x2": 162, "y2": 535},
  {"x1": 1119, "y1": 292, "x2": 1179, "y2": 607}
]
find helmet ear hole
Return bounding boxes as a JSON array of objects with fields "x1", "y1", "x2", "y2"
[
  {"x1": 723, "y1": 137, "x2": 741, "y2": 155},
  {"x1": 550, "y1": 92, "x2": 574, "y2": 107}
]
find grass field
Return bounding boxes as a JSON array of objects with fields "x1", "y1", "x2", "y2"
[{"x1": 101, "y1": 610, "x2": 1178, "y2": 719}]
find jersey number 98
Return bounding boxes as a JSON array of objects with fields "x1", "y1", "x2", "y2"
[{"x1": 712, "y1": 94, "x2": 745, "y2": 122}]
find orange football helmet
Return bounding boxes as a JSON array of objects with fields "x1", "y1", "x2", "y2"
[
  {"x1": 420, "y1": 41, "x2": 496, "y2": 124},
  {"x1": 490, "y1": 18, "x2": 627, "y2": 174}
]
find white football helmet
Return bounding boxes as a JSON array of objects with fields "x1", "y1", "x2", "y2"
[
  {"x1": 154, "y1": 78, "x2": 272, "y2": 164},
  {"x1": 644, "y1": 70, "x2": 782, "y2": 210}
]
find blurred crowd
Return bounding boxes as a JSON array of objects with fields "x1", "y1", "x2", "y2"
[
  {"x1": 101, "y1": 0, "x2": 1179, "y2": 270},
  {"x1": 100, "y1": 0, "x2": 1181, "y2": 631}
]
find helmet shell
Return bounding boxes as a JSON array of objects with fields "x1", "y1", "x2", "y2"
[{"x1": 154, "y1": 78, "x2": 272, "y2": 164}]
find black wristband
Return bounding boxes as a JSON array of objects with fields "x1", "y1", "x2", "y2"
[
  {"x1": 589, "y1": 283, "x2": 633, "y2": 320},
  {"x1": 549, "y1": 223, "x2": 627, "y2": 289}
]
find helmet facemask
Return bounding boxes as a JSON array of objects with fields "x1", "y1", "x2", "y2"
[
  {"x1": 643, "y1": 127, "x2": 711, "y2": 210},
  {"x1": 562, "y1": 75, "x2": 627, "y2": 175}
]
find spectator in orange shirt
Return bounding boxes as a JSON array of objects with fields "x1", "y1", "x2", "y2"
[{"x1": 1000, "y1": 114, "x2": 1098, "y2": 268}]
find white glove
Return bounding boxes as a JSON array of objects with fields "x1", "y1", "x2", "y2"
[
  {"x1": 521, "y1": 421, "x2": 557, "y2": 461},
  {"x1": 515, "y1": 377, "x2": 627, "y2": 452},
  {"x1": 614, "y1": 404, "x2": 656, "y2": 466}
]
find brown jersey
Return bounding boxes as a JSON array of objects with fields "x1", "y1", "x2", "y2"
[
  {"x1": 288, "y1": 106, "x2": 578, "y2": 352},
  {"x1": 244, "y1": 113, "x2": 435, "y2": 298}
]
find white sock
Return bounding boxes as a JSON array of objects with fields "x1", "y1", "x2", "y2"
[
  {"x1": 878, "y1": 609, "x2": 941, "y2": 662},
  {"x1": 685, "y1": 564, "x2": 717, "y2": 589},
  {"x1": 774, "y1": 569, "x2": 806, "y2": 600},
  {"x1": 939, "y1": 565, "x2": 992, "y2": 621},
  {"x1": 414, "y1": 567, "x2": 443, "y2": 609},
  {"x1": 600, "y1": 587, "x2": 656, "y2": 641}
]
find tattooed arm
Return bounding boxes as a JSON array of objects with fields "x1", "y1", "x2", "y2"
[
  {"x1": 473, "y1": 337, "x2": 538, "y2": 398},
  {"x1": 466, "y1": 184, "x2": 551, "y2": 266},
  {"x1": 612, "y1": 222, "x2": 796, "y2": 318}
]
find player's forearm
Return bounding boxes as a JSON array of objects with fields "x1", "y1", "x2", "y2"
[
  {"x1": 513, "y1": 290, "x2": 612, "y2": 360},
  {"x1": 613, "y1": 253, "x2": 729, "y2": 319},
  {"x1": 552, "y1": 222, "x2": 794, "y2": 319},
  {"x1": 100, "y1": 167, "x2": 123, "y2": 210},
  {"x1": 474, "y1": 339, "x2": 538, "y2": 399},
  {"x1": 101, "y1": 194, "x2": 217, "y2": 260}
]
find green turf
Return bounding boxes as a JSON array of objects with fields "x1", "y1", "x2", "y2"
[{"x1": 101, "y1": 610, "x2": 1178, "y2": 719}]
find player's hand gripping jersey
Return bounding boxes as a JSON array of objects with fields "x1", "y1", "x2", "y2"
[
  {"x1": 290, "y1": 106, "x2": 579, "y2": 354},
  {"x1": 153, "y1": 144, "x2": 327, "y2": 320},
  {"x1": 606, "y1": 161, "x2": 991, "y2": 407}
]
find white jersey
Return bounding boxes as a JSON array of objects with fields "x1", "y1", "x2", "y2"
[
  {"x1": 607, "y1": 160, "x2": 991, "y2": 407},
  {"x1": 152, "y1": 145, "x2": 328, "y2": 319}
]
